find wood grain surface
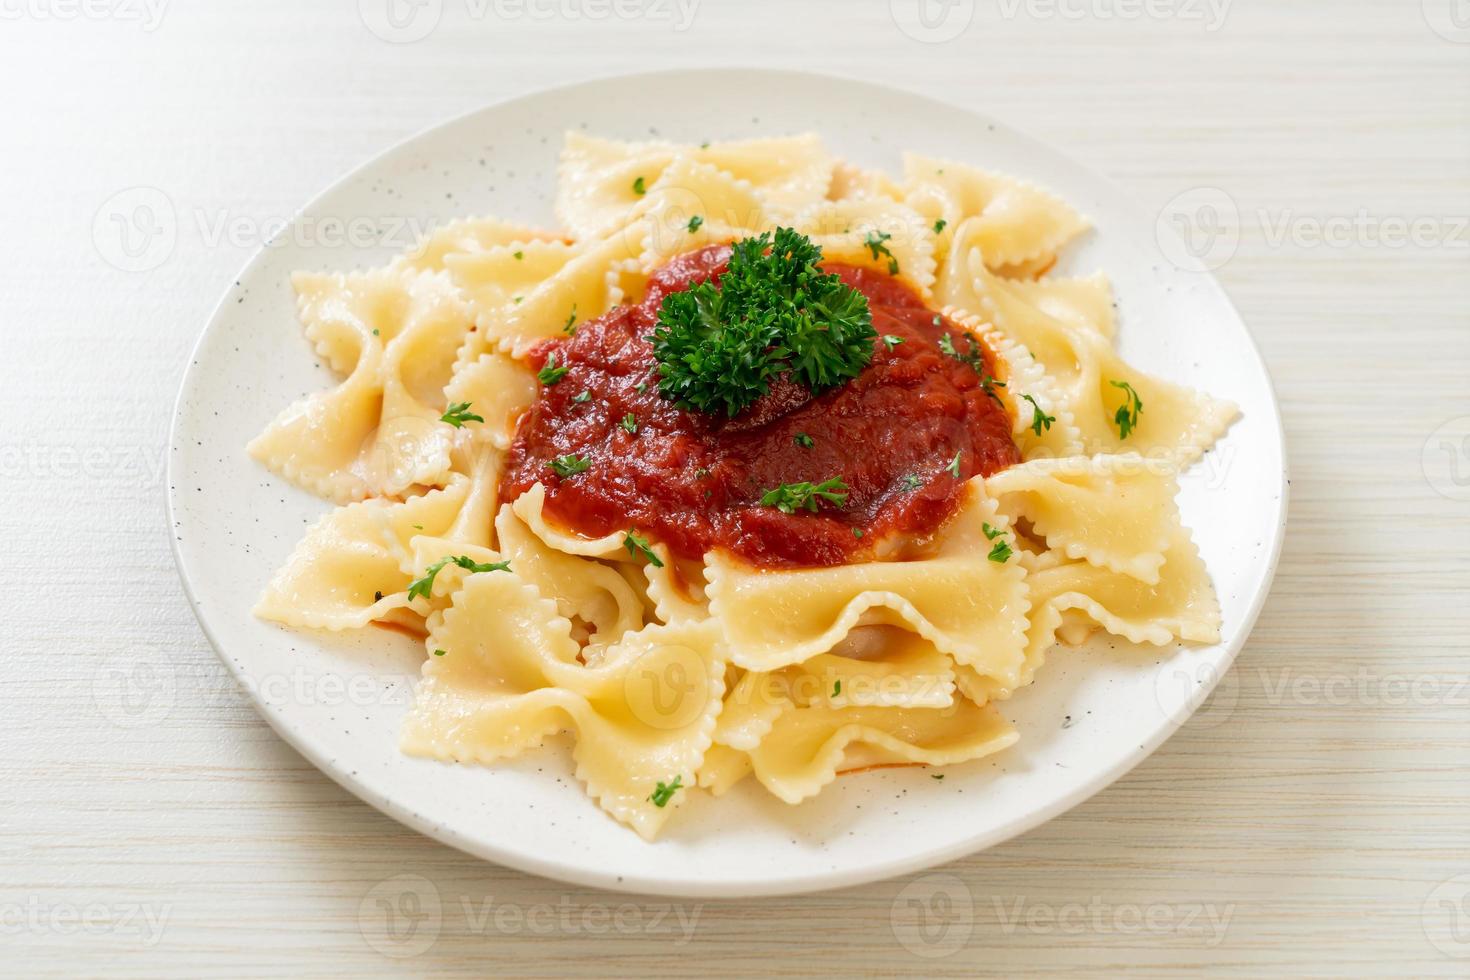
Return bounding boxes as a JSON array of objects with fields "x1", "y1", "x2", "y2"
[{"x1": 2, "y1": 1, "x2": 1467, "y2": 975}]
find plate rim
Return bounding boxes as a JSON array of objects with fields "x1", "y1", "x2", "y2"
[{"x1": 166, "y1": 66, "x2": 1289, "y2": 898}]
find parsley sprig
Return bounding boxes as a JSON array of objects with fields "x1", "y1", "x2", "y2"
[
  {"x1": 407, "y1": 555, "x2": 511, "y2": 601},
  {"x1": 538, "y1": 353, "x2": 569, "y2": 386},
  {"x1": 648, "y1": 776, "x2": 682, "y2": 808},
  {"x1": 439, "y1": 401, "x2": 483, "y2": 428},
  {"x1": 623, "y1": 530, "x2": 664, "y2": 567},
  {"x1": 863, "y1": 230, "x2": 899, "y2": 275},
  {"x1": 648, "y1": 228, "x2": 876, "y2": 417},
  {"x1": 1021, "y1": 394, "x2": 1056, "y2": 436},
  {"x1": 760, "y1": 477, "x2": 849, "y2": 514},
  {"x1": 549, "y1": 454, "x2": 590, "y2": 478},
  {"x1": 1109, "y1": 380, "x2": 1143, "y2": 439}
]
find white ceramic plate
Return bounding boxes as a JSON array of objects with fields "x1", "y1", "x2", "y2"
[{"x1": 168, "y1": 69, "x2": 1286, "y2": 898}]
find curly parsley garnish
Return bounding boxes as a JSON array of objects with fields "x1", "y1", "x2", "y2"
[
  {"x1": 1109, "y1": 380, "x2": 1143, "y2": 439},
  {"x1": 760, "y1": 477, "x2": 849, "y2": 514},
  {"x1": 622, "y1": 530, "x2": 664, "y2": 567},
  {"x1": 648, "y1": 776, "x2": 682, "y2": 808},
  {"x1": 407, "y1": 555, "x2": 511, "y2": 602},
  {"x1": 648, "y1": 228, "x2": 875, "y2": 417},
  {"x1": 549, "y1": 454, "x2": 590, "y2": 478},
  {"x1": 1021, "y1": 394, "x2": 1056, "y2": 436},
  {"x1": 863, "y1": 230, "x2": 899, "y2": 275},
  {"x1": 537, "y1": 353, "x2": 569, "y2": 386},
  {"x1": 439, "y1": 401, "x2": 483, "y2": 428}
]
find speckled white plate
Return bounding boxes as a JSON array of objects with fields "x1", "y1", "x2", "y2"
[{"x1": 167, "y1": 69, "x2": 1286, "y2": 898}]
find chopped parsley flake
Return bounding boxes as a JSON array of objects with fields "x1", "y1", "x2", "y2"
[
  {"x1": 988, "y1": 538, "x2": 1014, "y2": 563},
  {"x1": 549, "y1": 454, "x2": 590, "y2": 478},
  {"x1": 407, "y1": 555, "x2": 511, "y2": 601},
  {"x1": 833, "y1": 680, "x2": 842, "y2": 697},
  {"x1": 852, "y1": 527, "x2": 863, "y2": 538},
  {"x1": 686, "y1": 215, "x2": 704, "y2": 233},
  {"x1": 632, "y1": 175, "x2": 646, "y2": 196},
  {"x1": 983, "y1": 522, "x2": 1004, "y2": 540},
  {"x1": 620, "y1": 413, "x2": 638, "y2": 434},
  {"x1": 563, "y1": 304, "x2": 578, "y2": 336},
  {"x1": 513, "y1": 249, "x2": 523, "y2": 260},
  {"x1": 433, "y1": 648, "x2": 446, "y2": 657},
  {"x1": 759, "y1": 477, "x2": 849, "y2": 514},
  {"x1": 899, "y1": 473, "x2": 924, "y2": 492},
  {"x1": 440, "y1": 401, "x2": 483, "y2": 428},
  {"x1": 931, "y1": 773, "x2": 944, "y2": 780},
  {"x1": 794, "y1": 432, "x2": 814, "y2": 448},
  {"x1": 537, "y1": 353, "x2": 569, "y2": 386},
  {"x1": 933, "y1": 219, "x2": 947, "y2": 234},
  {"x1": 882, "y1": 334, "x2": 904, "y2": 350},
  {"x1": 863, "y1": 229, "x2": 899, "y2": 274},
  {"x1": 1109, "y1": 379, "x2": 1144, "y2": 439},
  {"x1": 946, "y1": 452, "x2": 962, "y2": 478},
  {"x1": 1021, "y1": 394, "x2": 1056, "y2": 436},
  {"x1": 623, "y1": 530, "x2": 664, "y2": 567},
  {"x1": 648, "y1": 775, "x2": 682, "y2": 807},
  {"x1": 572, "y1": 390, "x2": 591, "y2": 404}
]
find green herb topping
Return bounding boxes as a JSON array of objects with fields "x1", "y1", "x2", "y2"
[
  {"x1": 620, "y1": 414, "x2": 638, "y2": 434},
  {"x1": 622, "y1": 530, "x2": 664, "y2": 567},
  {"x1": 794, "y1": 432, "x2": 814, "y2": 448},
  {"x1": 759, "y1": 477, "x2": 850, "y2": 514},
  {"x1": 946, "y1": 452, "x2": 962, "y2": 478},
  {"x1": 439, "y1": 401, "x2": 483, "y2": 428},
  {"x1": 882, "y1": 334, "x2": 904, "y2": 350},
  {"x1": 1109, "y1": 379, "x2": 1143, "y2": 439},
  {"x1": 899, "y1": 473, "x2": 923, "y2": 492},
  {"x1": 863, "y1": 230, "x2": 900, "y2": 275},
  {"x1": 563, "y1": 304, "x2": 578, "y2": 336},
  {"x1": 407, "y1": 555, "x2": 511, "y2": 602},
  {"x1": 648, "y1": 776, "x2": 682, "y2": 807},
  {"x1": 1021, "y1": 394, "x2": 1056, "y2": 436},
  {"x1": 549, "y1": 454, "x2": 591, "y2": 478},
  {"x1": 537, "y1": 352, "x2": 569, "y2": 386},
  {"x1": 632, "y1": 175, "x2": 646, "y2": 196},
  {"x1": 686, "y1": 215, "x2": 704, "y2": 233},
  {"x1": 648, "y1": 228, "x2": 875, "y2": 417},
  {"x1": 933, "y1": 219, "x2": 947, "y2": 234}
]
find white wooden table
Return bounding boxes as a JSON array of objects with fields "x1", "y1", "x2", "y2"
[{"x1": 4, "y1": 1, "x2": 1467, "y2": 974}]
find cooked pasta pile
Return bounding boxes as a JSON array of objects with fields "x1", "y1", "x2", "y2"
[{"x1": 250, "y1": 133, "x2": 1237, "y2": 839}]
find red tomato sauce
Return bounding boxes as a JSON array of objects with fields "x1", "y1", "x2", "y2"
[{"x1": 498, "y1": 244, "x2": 1021, "y2": 568}]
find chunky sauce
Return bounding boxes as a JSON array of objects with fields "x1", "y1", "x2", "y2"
[{"x1": 499, "y1": 245, "x2": 1021, "y2": 568}]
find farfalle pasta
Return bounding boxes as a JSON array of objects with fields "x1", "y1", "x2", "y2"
[{"x1": 251, "y1": 132, "x2": 1236, "y2": 839}]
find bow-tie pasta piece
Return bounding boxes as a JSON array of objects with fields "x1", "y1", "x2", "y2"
[
  {"x1": 445, "y1": 240, "x2": 582, "y2": 368},
  {"x1": 254, "y1": 477, "x2": 473, "y2": 630},
  {"x1": 511, "y1": 482, "x2": 631, "y2": 560},
  {"x1": 985, "y1": 454, "x2": 1183, "y2": 584},
  {"x1": 440, "y1": 351, "x2": 538, "y2": 449},
  {"x1": 401, "y1": 573, "x2": 727, "y2": 839},
  {"x1": 792, "y1": 198, "x2": 938, "y2": 297},
  {"x1": 556, "y1": 132, "x2": 833, "y2": 239},
  {"x1": 903, "y1": 152, "x2": 1089, "y2": 272},
  {"x1": 249, "y1": 268, "x2": 471, "y2": 502},
  {"x1": 635, "y1": 157, "x2": 775, "y2": 268},
  {"x1": 705, "y1": 487, "x2": 1030, "y2": 688},
  {"x1": 827, "y1": 160, "x2": 905, "y2": 204},
  {"x1": 749, "y1": 699, "x2": 1018, "y2": 805},
  {"x1": 394, "y1": 217, "x2": 562, "y2": 273},
  {"x1": 493, "y1": 503, "x2": 644, "y2": 650}
]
